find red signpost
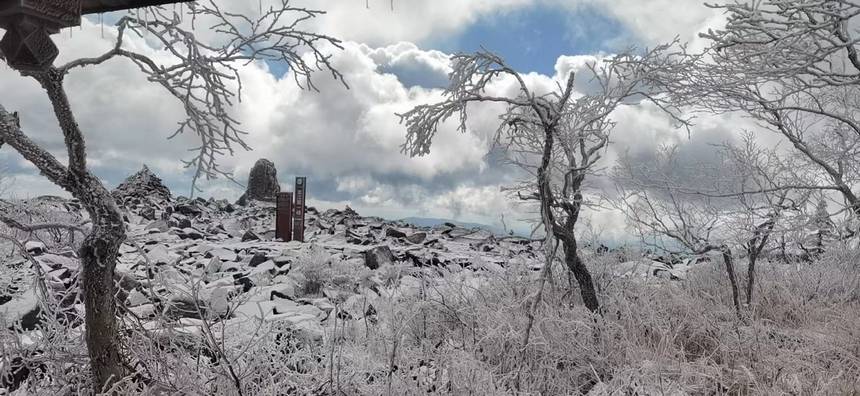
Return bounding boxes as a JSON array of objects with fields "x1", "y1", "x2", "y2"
[
  {"x1": 275, "y1": 192, "x2": 293, "y2": 242},
  {"x1": 274, "y1": 177, "x2": 307, "y2": 242},
  {"x1": 293, "y1": 177, "x2": 306, "y2": 242}
]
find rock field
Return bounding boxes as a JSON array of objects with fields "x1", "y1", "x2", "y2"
[
  {"x1": 0, "y1": 166, "x2": 700, "y2": 371},
  {"x1": 1, "y1": 167, "x2": 548, "y2": 346}
]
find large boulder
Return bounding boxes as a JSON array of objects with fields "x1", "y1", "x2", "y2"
[
  {"x1": 1, "y1": 285, "x2": 42, "y2": 331},
  {"x1": 364, "y1": 246, "x2": 395, "y2": 270},
  {"x1": 113, "y1": 165, "x2": 172, "y2": 202},
  {"x1": 609, "y1": 260, "x2": 687, "y2": 280},
  {"x1": 406, "y1": 232, "x2": 427, "y2": 244},
  {"x1": 237, "y1": 159, "x2": 281, "y2": 205}
]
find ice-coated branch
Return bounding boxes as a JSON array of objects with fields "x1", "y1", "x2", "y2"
[
  {"x1": 672, "y1": 1, "x2": 860, "y2": 219},
  {"x1": 0, "y1": 216, "x2": 89, "y2": 234},
  {"x1": 702, "y1": 0, "x2": 860, "y2": 86},
  {"x1": 0, "y1": 104, "x2": 72, "y2": 190},
  {"x1": 398, "y1": 50, "x2": 540, "y2": 158},
  {"x1": 55, "y1": 0, "x2": 346, "y2": 195}
]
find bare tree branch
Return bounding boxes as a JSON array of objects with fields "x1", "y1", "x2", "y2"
[
  {"x1": 0, "y1": 105, "x2": 72, "y2": 190},
  {"x1": 676, "y1": 0, "x2": 860, "y2": 220},
  {"x1": 53, "y1": 1, "x2": 347, "y2": 195},
  {"x1": 0, "y1": 216, "x2": 88, "y2": 234}
]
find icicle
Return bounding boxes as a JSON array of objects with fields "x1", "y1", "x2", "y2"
[
  {"x1": 100, "y1": 13, "x2": 104, "y2": 38},
  {"x1": 259, "y1": 0, "x2": 262, "y2": 14},
  {"x1": 77, "y1": 1, "x2": 83, "y2": 33},
  {"x1": 366, "y1": 0, "x2": 369, "y2": 9}
]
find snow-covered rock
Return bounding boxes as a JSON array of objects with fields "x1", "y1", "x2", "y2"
[
  {"x1": 0, "y1": 166, "x2": 554, "y2": 353},
  {"x1": 0, "y1": 285, "x2": 41, "y2": 330},
  {"x1": 24, "y1": 241, "x2": 46, "y2": 255}
]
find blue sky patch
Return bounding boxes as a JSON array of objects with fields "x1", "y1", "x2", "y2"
[{"x1": 429, "y1": 4, "x2": 633, "y2": 75}]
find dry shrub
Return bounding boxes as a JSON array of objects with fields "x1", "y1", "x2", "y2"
[
  {"x1": 310, "y1": 250, "x2": 860, "y2": 395},
  {"x1": 291, "y1": 246, "x2": 332, "y2": 296},
  {"x1": 291, "y1": 245, "x2": 374, "y2": 297},
  {"x1": 2, "y1": 245, "x2": 859, "y2": 395}
]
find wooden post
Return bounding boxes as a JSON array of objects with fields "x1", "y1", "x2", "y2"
[
  {"x1": 276, "y1": 192, "x2": 293, "y2": 242},
  {"x1": 293, "y1": 177, "x2": 306, "y2": 242}
]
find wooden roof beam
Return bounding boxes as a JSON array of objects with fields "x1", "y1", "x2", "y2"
[{"x1": 81, "y1": 0, "x2": 194, "y2": 15}]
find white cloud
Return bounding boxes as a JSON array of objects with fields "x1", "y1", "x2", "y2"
[
  {"x1": 0, "y1": 20, "x2": 515, "y2": 225},
  {"x1": 1, "y1": 172, "x2": 70, "y2": 199},
  {"x1": 587, "y1": 0, "x2": 723, "y2": 48},
  {"x1": 0, "y1": 1, "x2": 740, "y2": 237},
  {"x1": 362, "y1": 42, "x2": 452, "y2": 87},
  {"x1": 289, "y1": 0, "x2": 722, "y2": 50},
  {"x1": 352, "y1": 0, "x2": 725, "y2": 50},
  {"x1": 291, "y1": 0, "x2": 534, "y2": 47},
  {"x1": 226, "y1": 41, "x2": 494, "y2": 181}
]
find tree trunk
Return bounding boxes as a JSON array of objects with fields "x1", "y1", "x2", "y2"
[
  {"x1": 746, "y1": 250, "x2": 757, "y2": 306},
  {"x1": 34, "y1": 69, "x2": 126, "y2": 393},
  {"x1": 720, "y1": 245, "x2": 742, "y2": 317},
  {"x1": 533, "y1": 118, "x2": 600, "y2": 314},
  {"x1": 746, "y1": 224, "x2": 772, "y2": 305},
  {"x1": 79, "y1": 199, "x2": 125, "y2": 392},
  {"x1": 561, "y1": 235, "x2": 600, "y2": 313},
  {"x1": 779, "y1": 235, "x2": 788, "y2": 263}
]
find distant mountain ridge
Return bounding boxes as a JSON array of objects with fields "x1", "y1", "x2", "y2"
[{"x1": 399, "y1": 216, "x2": 520, "y2": 236}]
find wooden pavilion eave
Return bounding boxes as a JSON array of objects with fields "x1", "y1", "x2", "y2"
[{"x1": 81, "y1": 0, "x2": 194, "y2": 15}]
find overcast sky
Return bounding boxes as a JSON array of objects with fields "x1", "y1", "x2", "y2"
[{"x1": 0, "y1": 0, "x2": 742, "y2": 238}]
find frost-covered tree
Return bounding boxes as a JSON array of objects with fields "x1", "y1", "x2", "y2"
[
  {"x1": 399, "y1": 45, "x2": 689, "y2": 314},
  {"x1": 679, "y1": 0, "x2": 860, "y2": 224},
  {"x1": 399, "y1": 50, "x2": 593, "y2": 310},
  {"x1": 0, "y1": 1, "x2": 344, "y2": 391},
  {"x1": 719, "y1": 137, "x2": 812, "y2": 303},
  {"x1": 805, "y1": 198, "x2": 837, "y2": 256},
  {"x1": 614, "y1": 137, "x2": 809, "y2": 310}
]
